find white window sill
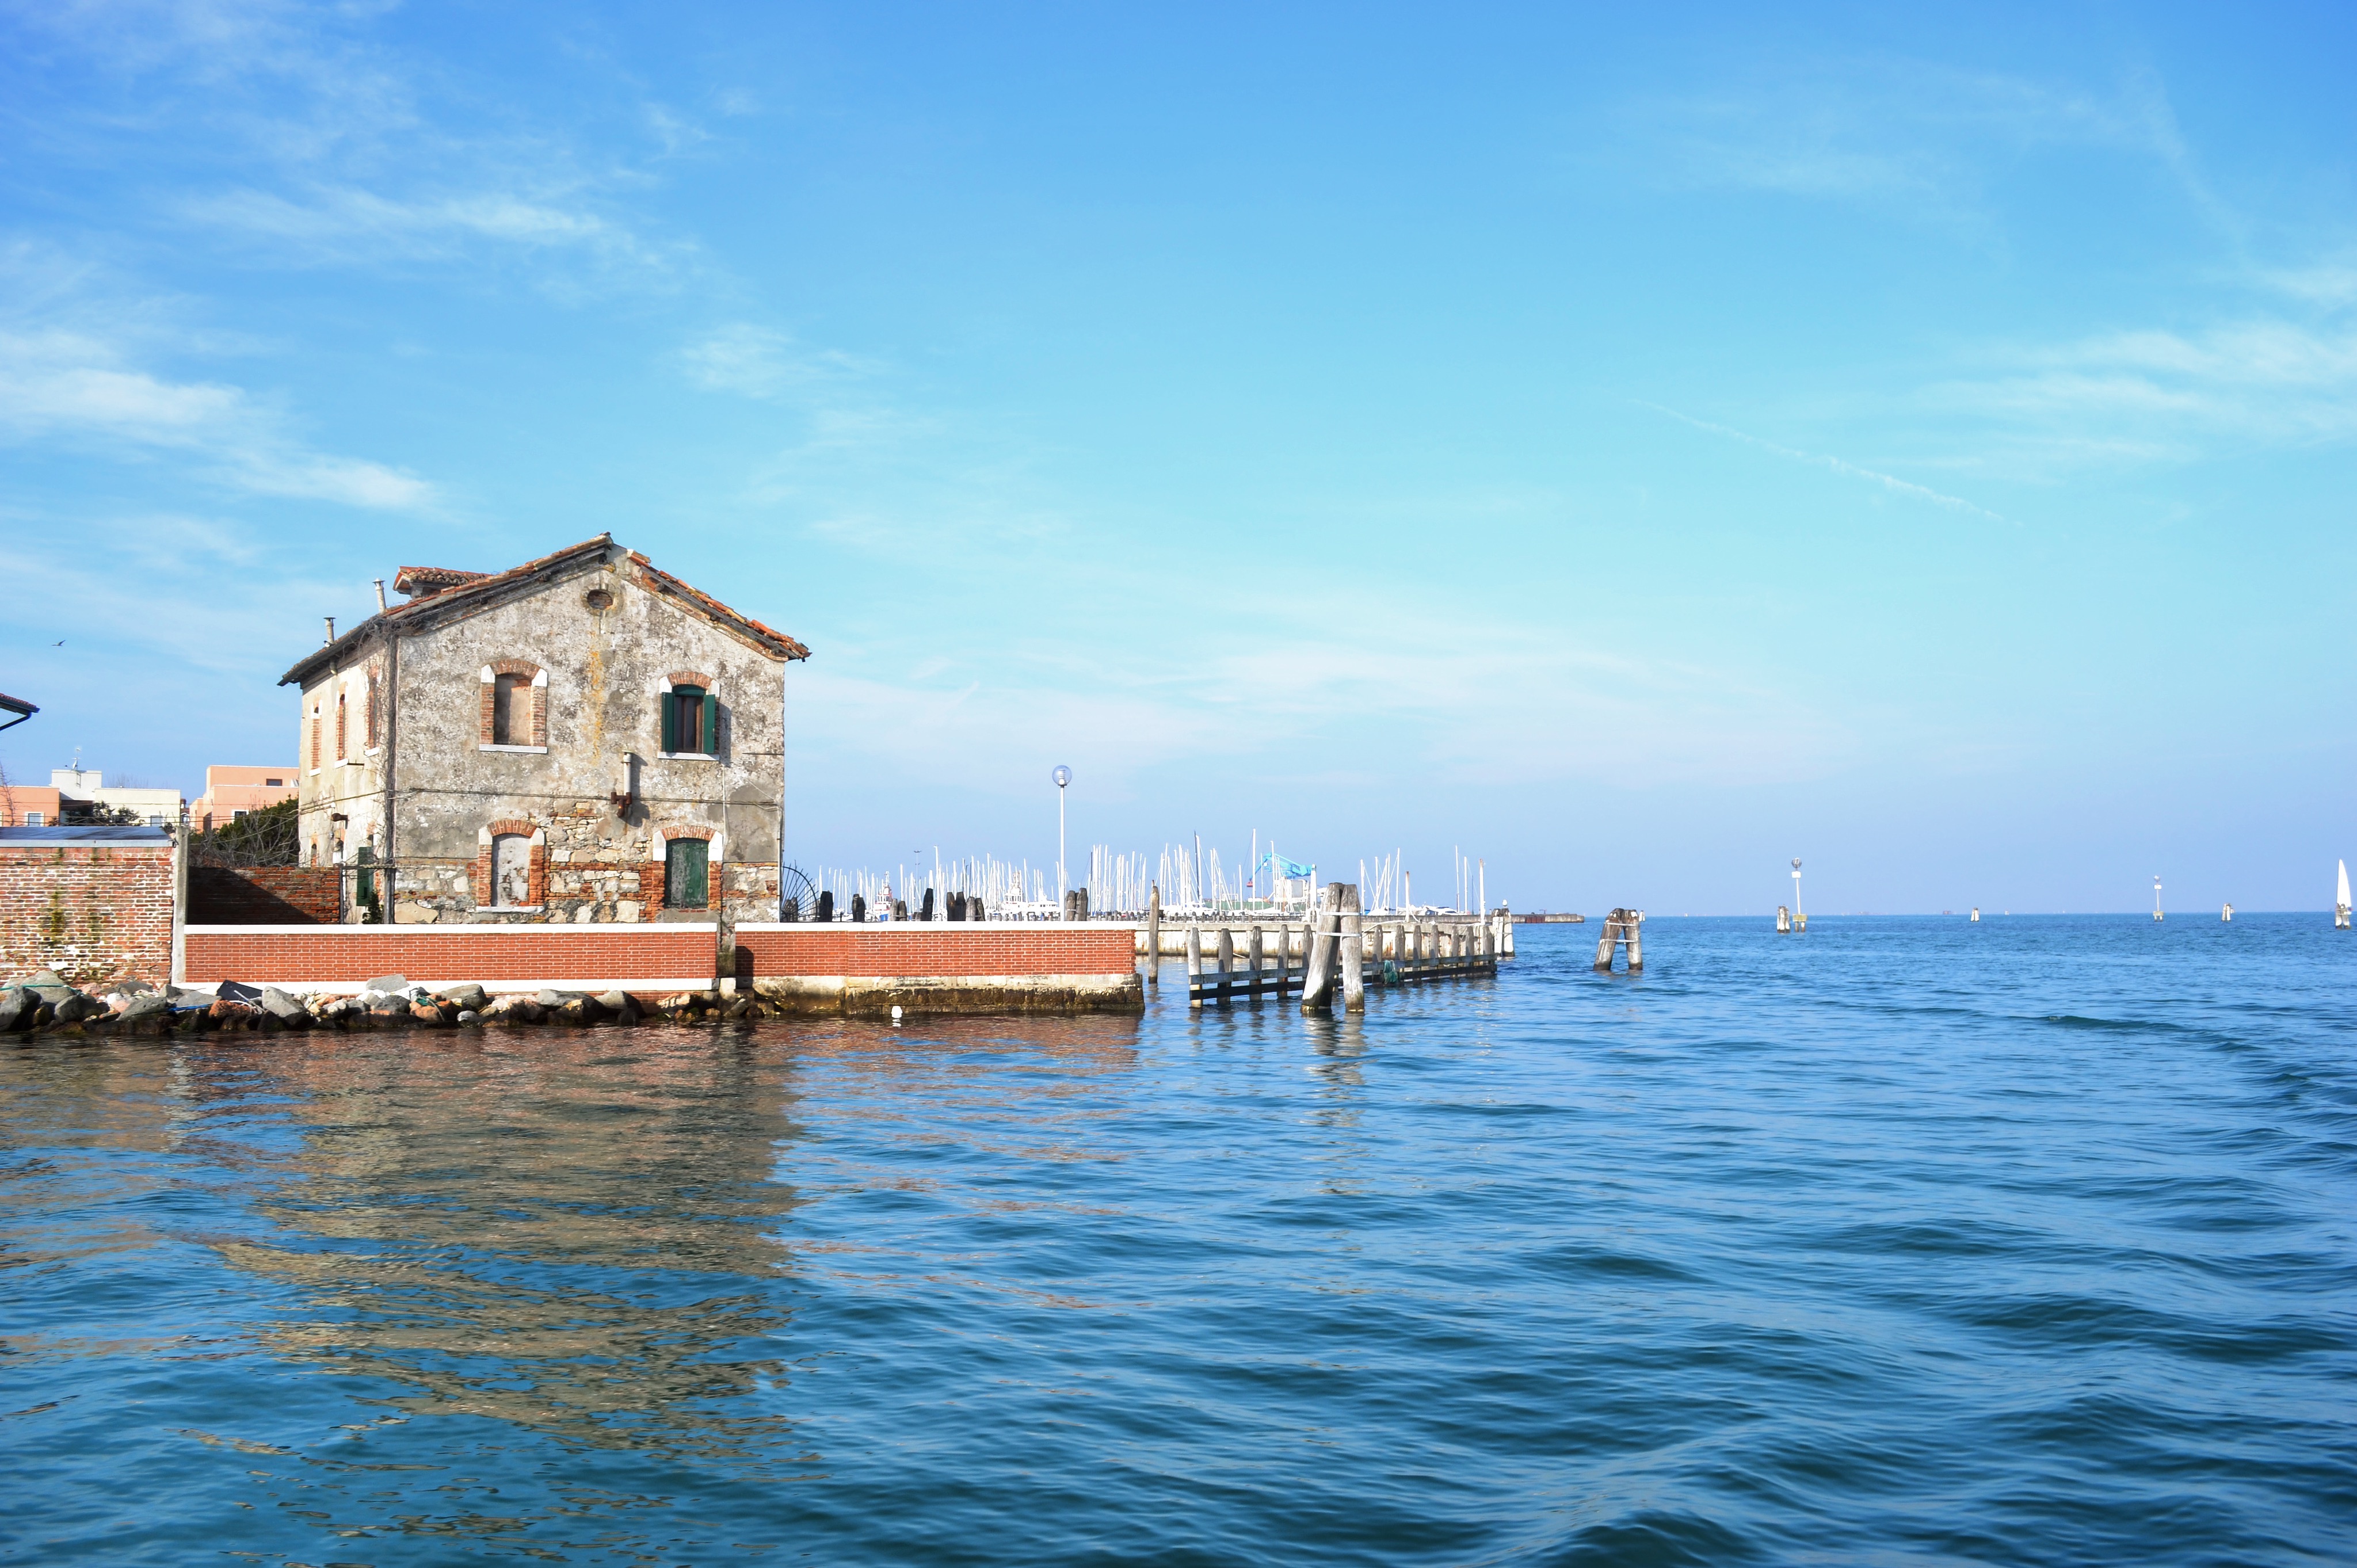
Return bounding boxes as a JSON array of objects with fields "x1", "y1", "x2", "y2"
[
  {"x1": 657, "y1": 751, "x2": 716, "y2": 761},
  {"x1": 479, "y1": 744, "x2": 550, "y2": 754},
  {"x1": 487, "y1": 905, "x2": 545, "y2": 913}
]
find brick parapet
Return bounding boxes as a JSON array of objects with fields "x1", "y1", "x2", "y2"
[{"x1": 734, "y1": 924, "x2": 1135, "y2": 978}]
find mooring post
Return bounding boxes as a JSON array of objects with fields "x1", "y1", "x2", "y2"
[
  {"x1": 1481, "y1": 919, "x2": 1496, "y2": 970},
  {"x1": 1216, "y1": 926, "x2": 1234, "y2": 1006},
  {"x1": 1186, "y1": 925, "x2": 1204, "y2": 1008},
  {"x1": 1594, "y1": 912, "x2": 1619, "y2": 970},
  {"x1": 1247, "y1": 924, "x2": 1264, "y2": 996},
  {"x1": 1627, "y1": 911, "x2": 1643, "y2": 971},
  {"x1": 1340, "y1": 884, "x2": 1366, "y2": 1011},
  {"x1": 1301, "y1": 884, "x2": 1341, "y2": 1012},
  {"x1": 1145, "y1": 883, "x2": 1162, "y2": 986}
]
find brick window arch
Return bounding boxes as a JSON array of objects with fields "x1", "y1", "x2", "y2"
[
  {"x1": 474, "y1": 819, "x2": 547, "y2": 909},
  {"x1": 479, "y1": 659, "x2": 548, "y2": 749},
  {"x1": 658, "y1": 671, "x2": 719, "y2": 757}
]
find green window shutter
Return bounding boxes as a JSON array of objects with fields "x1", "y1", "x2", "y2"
[
  {"x1": 665, "y1": 838, "x2": 708, "y2": 908},
  {"x1": 702, "y1": 689, "x2": 718, "y2": 754},
  {"x1": 661, "y1": 690, "x2": 677, "y2": 754}
]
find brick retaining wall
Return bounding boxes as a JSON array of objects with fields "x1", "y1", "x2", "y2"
[
  {"x1": 735, "y1": 923, "x2": 1136, "y2": 977},
  {"x1": 190, "y1": 866, "x2": 342, "y2": 925},
  {"x1": 182, "y1": 924, "x2": 719, "y2": 990}
]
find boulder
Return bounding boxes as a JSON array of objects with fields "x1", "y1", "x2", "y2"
[
  {"x1": 362, "y1": 974, "x2": 410, "y2": 997},
  {"x1": 456, "y1": 1009, "x2": 480, "y2": 1025},
  {"x1": 408, "y1": 1001, "x2": 448, "y2": 1027},
  {"x1": 54, "y1": 991, "x2": 107, "y2": 1025},
  {"x1": 437, "y1": 983, "x2": 490, "y2": 1012},
  {"x1": 22, "y1": 969, "x2": 70, "y2": 995},
  {"x1": 120, "y1": 993, "x2": 172, "y2": 1030},
  {"x1": 259, "y1": 987, "x2": 310, "y2": 1024},
  {"x1": 217, "y1": 980, "x2": 265, "y2": 1004},
  {"x1": 0, "y1": 987, "x2": 31, "y2": 1032}
]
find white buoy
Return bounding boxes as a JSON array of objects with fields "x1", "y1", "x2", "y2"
[
  {"x1": 1970, "y1": 907, "x2": 1980, "y2": 922},
  {"x1": 890, "y1": 1005, "x2": 903, "y2": 1027},
  {"x1": 2222, "y1": 902, "x2": 2233, "y2": 922}
]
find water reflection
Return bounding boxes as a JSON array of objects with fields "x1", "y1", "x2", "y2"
[{"x1": 201, "y1": 1031, "x2": 808, "y2": 1462}]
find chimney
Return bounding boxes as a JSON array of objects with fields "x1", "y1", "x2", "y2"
[
  {"x1": 323, "y1": 616, "x2": 336, "y2": 646},
  {"x1": 373, "y1": 579, "x2": 388, "y2": 612}
]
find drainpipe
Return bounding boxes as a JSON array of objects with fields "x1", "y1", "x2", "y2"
[{"x1": 382, "y1": 630, "x2": 399, "y2": 924}]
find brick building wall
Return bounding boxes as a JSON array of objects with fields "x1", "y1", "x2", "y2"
[
  {"x1": 1, "y1": 841, "x2": 175, "y2": 986},
  {"x1": 190, "y1": 866, "x2": 342, "y2": 924}
]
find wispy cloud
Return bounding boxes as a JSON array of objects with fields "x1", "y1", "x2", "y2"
[
  {"x1": 1925, "y1": 318, "x2": 2357, "y2": 467},
  {"x1": 681, "y1": 324, "x2": 878, "y2": 399},
  {"x1": 1626, "y1": 60, "x2": 2232, "y2": 239},
  {"x1": 1638, "y1": 402, "x2": 2007, "y2": 520},
  {"x1": 0, "y1": 326, "x2": 432, "y2": 509}
]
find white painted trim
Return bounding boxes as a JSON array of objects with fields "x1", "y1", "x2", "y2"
[
  {"x1": 655, "y1": 751, "x2": 715, "y2": 761},
  {"x1": 480, "y1": 665, "x2": 495, "y2": 682},
  {"x1": 531, "y1": 669, "x2": 548, "y2": 687},
  {"x1": 478, "y1": 743, "x2": 550, "y2": 754},
  {"x1": 657, "y1": 676, "x2": 673, "y2": 693},
  {"x1": 183, "y1": 923, "x2": 719, "y2": 935}
]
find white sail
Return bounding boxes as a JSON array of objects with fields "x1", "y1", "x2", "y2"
[{"x1": 2340, "y1": 859, "x2": 2351, "y2": 910}]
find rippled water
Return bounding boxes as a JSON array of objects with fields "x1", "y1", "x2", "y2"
[{"x1": 5, "y1": 917, "x2": 2355, "y2": 1565}]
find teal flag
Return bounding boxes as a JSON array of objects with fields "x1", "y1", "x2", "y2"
[{"x1": 1261, "y1": 853, "x2": 1315, "y2": 880}]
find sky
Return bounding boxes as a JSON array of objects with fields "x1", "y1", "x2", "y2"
[{"x1": 2, "y1": 1, "x2": 2352, "y2": 914}]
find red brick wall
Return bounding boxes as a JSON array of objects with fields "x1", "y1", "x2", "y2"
[
  {"x1": 190, "y1": 866, "x2": 342, "y2": 924},
  {"x1": 182, "y1": 925, "x2": 719, "y2": 986},
  {"x1": 1, "y1": 842, "x2": 174, "y2": 986},
  {"x1": 735, "y1": 924, "x2": 1135, "y2": 978}
]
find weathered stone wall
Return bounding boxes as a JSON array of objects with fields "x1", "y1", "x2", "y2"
[
  {"x1": 296, "y1": 544, "x2": 788, "y2": 925},
  {"x1": 1, "y1": 841, "x2": 174, "y2": 985}
]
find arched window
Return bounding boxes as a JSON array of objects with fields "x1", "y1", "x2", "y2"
[
  {"x1": 659, "y1": 672, "x2": 718, "y2": 756},
  {"x1": 478, "y1": 661, "x2": 548, "y2": 750},
  {"x1": 336, "y1": 690, "x2": 347, "y2": 759}
]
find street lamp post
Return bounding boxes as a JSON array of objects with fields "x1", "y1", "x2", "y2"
[
  {"x1": 1052, "y1": 765, "x2": 1071, "y2": 916},
  {"x1": 1791, "y1": 858, "x2": 1804, "y2": 931}
]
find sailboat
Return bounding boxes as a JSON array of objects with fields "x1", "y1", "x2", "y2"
[{"x1": 2338, "y1": 860, "x2": 2351, "y2": 930}]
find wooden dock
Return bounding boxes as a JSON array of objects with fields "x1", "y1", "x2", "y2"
[{"x1": 1171, "y1": 889, "x2": 1503, "y2": 1008}]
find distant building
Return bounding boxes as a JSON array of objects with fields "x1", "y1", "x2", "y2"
[
  {"x1": 0, "y1": 784, "x2": 62, "y2": 827},
  {"x1": 188, "y1": 765, "x2": 299, "y2": 830},
  {"x1": 277, "y1": 533, "x2": 810, "y2": 925},
  {"x1": 43, "y1": 768, "x2": 182, "y2": 829}
]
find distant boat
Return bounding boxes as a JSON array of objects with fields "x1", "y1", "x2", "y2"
[
  {"x1": 2339, "y1": 860, "x2": 2351, "y2": 930},
  {"x1": 2222, "y1": 903, "x2": 2233, "y2": 922}
]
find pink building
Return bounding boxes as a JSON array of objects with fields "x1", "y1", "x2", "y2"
[{"x1": 189, "y1": 765, "x2": 299, "y2": 830}]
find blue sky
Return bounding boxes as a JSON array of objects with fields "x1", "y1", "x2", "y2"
[{"x1": 3, "y1": 2, "x2": 2352, "y2": 913}]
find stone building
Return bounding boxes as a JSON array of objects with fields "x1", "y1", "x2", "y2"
[{"x1": 279, "y1": 535, "x2": 808, "y2": 925}]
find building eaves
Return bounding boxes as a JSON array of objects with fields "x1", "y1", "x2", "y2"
[{"x1": 628, "y1": 555, "x2": 812, "y2": 662}]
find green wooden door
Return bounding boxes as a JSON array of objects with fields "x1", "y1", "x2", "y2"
[{"x1": 665, "y1": 838, "x2": 709, "y2": 908}]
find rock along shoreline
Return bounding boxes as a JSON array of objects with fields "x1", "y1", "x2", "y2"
[{"x1": 1, "y1": 971, "x2": 775, "y2": 1039}]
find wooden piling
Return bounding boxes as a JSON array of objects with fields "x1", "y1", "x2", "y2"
[
  {"x1": 1627, "y1": 912, "x2": 1643, "y2": 971},
  {"x1": 1300, "y1": 884, "x2": 1341, "y2": 1012},
  {"x1": 1145, "y1": 883, "x2": 1161, "y2": 986},
  {"x1": 1248, "y1": 924, "x2": 1264, "y2": 997},
  {"x1": 1593, "y1": 914, "x2": 1618, "y2": 970},
  {"x1": 1340, "y1": 884, "x2": 1366, "y2": 1011},
  {"x1": 1187, "y1": 925, "x2": 1204, "y2": 1008},
  {"x1": 1216, "y1": 927, "x2": 1234, "y2": 1006}
]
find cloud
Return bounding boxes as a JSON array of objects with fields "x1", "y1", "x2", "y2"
[
  {"x1": 0, "y1": 326, "x2": 433, "y2": 509},
  {"x1": 1626, "y1": 60, "x2": 2229, "y2": 236},
  {"x1": 1927, "y1": 318, "x2": 2357, "y2": 463},
  {"x1": 682, "y1": 325, "x2": 878, "y2": 399},
  {"x1": 1639, "y1": 401, "x2": 2007, "y2": 520}
]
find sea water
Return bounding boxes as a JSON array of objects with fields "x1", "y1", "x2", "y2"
[{"x1": 4, "y1": 916, "x2": 2353, "y2": 1565}]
